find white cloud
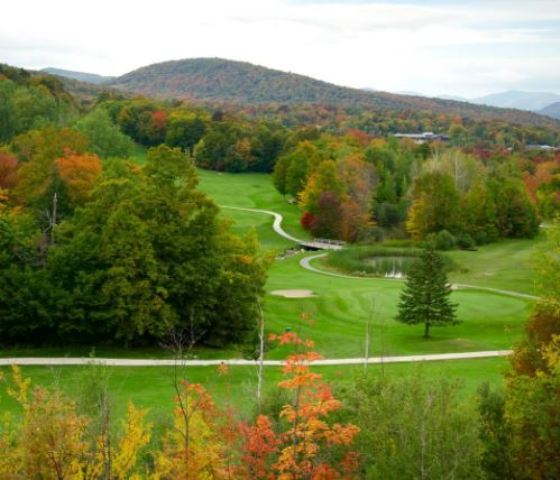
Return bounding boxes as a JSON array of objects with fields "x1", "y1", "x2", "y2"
[{"x1": 1, "y1": 0, "x2": 560, "y2": 97}]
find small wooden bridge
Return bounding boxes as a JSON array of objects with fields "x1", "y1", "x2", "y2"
[{"x1": 300, "y1": 238, "x2": 345, "y2": 251}]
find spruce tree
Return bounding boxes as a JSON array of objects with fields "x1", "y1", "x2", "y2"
[{"x1": 396, "y1": 247, "x2": 458, "y2": 337}]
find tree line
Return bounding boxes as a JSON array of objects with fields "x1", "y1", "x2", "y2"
[{"x1": 273, "y1": 133, "x2": 548, "y2": 244}]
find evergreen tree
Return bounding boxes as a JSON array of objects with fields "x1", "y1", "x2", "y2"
[{"x1": 396, "y1": 248, "x2": 458, "y2": 337}]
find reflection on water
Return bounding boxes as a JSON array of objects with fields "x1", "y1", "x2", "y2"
[{"x1": 364, "y1": 256, "x2": 415, "y2": 278}]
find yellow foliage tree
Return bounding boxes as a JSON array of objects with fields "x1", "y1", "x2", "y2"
[
  {"x1": 0, "y1": 366, "x2": 151, "y2": 479},
  {"x1": 152, "y1": 381, "x2": 232, "y2": 479}
]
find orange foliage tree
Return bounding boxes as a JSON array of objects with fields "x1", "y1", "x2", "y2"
[
  {"x1": 55, "y1": 151, "x2": 102, "y2": 205},
  {"x1": 268, "y1": 331, "x2": 360, "y2": 479}
]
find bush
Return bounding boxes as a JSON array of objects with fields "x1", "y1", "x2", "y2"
[
  {"x1": 457, "y1": 233, "x2": 476, "y2": 250},
  {"x1": 360, "y1": 226, "x2": 384, "y2": 243},
  {"x1": 428, "y1": 229, "x2": 457, "y2": 251}
]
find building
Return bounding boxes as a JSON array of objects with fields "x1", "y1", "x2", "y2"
[{"x1": 392, "y1": 132, "x2": 449, "y2": 144}]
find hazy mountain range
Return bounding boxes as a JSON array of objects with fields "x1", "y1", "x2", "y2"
[
  {"x1": 396, "y1": 89, "x2": 560, "y2": 119},
  {"x1": 41, "y1": 67, "x2": 115, "y2": 85},
  {"x1": 39, "y1": 58, "x2": 560, "y2": 124}
]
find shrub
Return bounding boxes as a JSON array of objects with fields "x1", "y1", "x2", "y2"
[
  {"x1": 428, "y1": 229, "x2": 457, "y2": 251},
  {"x1": 457, "y1": 233, "x2": 476, "y2": 250}
]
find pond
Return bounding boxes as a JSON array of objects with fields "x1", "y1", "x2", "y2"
[{"x1": 363, "y1": 256, "x2": 417, "y2": 278}]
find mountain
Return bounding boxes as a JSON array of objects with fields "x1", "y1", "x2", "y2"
[
  {"x1": 540, "y1": 102, "x2": 560, "y2": 120},
  {"x1": 472, "y1": 90, "x2": 560, "y2": 112},
  {"x1": 107, "y1": 58, "x2": 559, "y2": 128},
  {"x1": 435, "y1": 94, "x2": 469, "y2": 102},
  {"x1": 41, "y1": 67, "x2": 114, "y2": 85}
]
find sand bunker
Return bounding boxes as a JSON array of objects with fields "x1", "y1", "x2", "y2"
[{"x1": 271, "y1": 289, "x2": 315, "y2": 298}]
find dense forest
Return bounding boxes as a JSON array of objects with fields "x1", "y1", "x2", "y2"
[
  {"x1": 108, "y1": 58, "x2": 560, "y2": 129},
  {"x1": 1, "y1": 62, "x2": 559, "y2": 345}
]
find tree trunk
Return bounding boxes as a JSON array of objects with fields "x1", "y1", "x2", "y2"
[
  {"x1": 256, "y1": 299, "x2": 265, "y2": 411},
  {"x1": 424, "y1": 321, "x2": 430, "y2": 338}
]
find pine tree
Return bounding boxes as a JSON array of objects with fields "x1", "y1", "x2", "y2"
[{"x1": 396, "y1": 248, "x2": 458, "y2": 337}]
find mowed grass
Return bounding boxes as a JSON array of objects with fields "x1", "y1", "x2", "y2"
[
  {"x1": 264, "y1": 254, "x2": 532, "y2": 359},
  {"x1": 0, "y1": 357, "x2": 508, "y2": 419},
  {"x1": 196, "y1": 169, "x2": 309, "y2": 250},
  {"x1": 446, "y1": 237, "x2": 542, "y2": 295}
]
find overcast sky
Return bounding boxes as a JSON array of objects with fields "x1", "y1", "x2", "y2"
[{"x1": 2, "y1": 0, "x2": 560, "y2": 98}]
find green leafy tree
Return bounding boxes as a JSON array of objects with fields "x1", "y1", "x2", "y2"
[
  {"x1": 43, "y1": 145, "x2": 268, "y2": 346},
  {"x1": 462, "y1": 180, "x2": 499, "y2": 244},
  {"x1": 347, "y1": 375, "x2": 482, "y2": 480},
  {"x1": 165, "y1": 113, "x2": 206, "y2": 154},
  {"x1": 406, "y1": 171, "x2": 460, "y2": 240},
  {"x1": 396, "y1": 247, "x2": 458, "y2": 337},
  {"x1": 490, "y1": 178, "x2": 539, "y2": 239},
  {"x1": 74, "y1": 107, "x2": 135, "y2": 158}
]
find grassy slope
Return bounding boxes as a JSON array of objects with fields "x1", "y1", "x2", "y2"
[
  {"x1": 197, "y1": 169, "x2": 309, "y2": 250},
  {"x1": 265, "y1": 254, "x2": 532, "y2": 359},
  {"x1": 446, "y1": 238, "x2": 540, "y2": 294},
  {"x1": 0, "y1": 357, "x2": 507, "y2": 419}
]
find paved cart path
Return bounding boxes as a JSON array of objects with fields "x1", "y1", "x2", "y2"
[{"x1": 0, "y1": 350, "x2": 513, "y2": 367}]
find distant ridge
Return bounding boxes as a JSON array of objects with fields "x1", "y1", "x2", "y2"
[
  {"x1": 540, "y1": 102, "x2": 560, "y2": 120},
  {"x1": 107, "y1": 58, "x2": 559, "y2": 128},
  {"x1": 472, "y1": 90, "x2": 560, "y2": 112},
  {"x1": 42, "y1": 67, "x2": 114, "y2": 85}
]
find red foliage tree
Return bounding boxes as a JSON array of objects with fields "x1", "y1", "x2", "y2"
[{"x1": 0, "y1": 151, "x2": 19, "y2": 190}]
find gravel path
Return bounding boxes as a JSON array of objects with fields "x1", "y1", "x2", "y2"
[{"x1": 0, "y1": 350, "x2": 512, "y2": 367}]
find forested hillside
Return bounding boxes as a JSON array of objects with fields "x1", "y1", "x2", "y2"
[{"x1": 109, "y1": 58, "x2": 560, "y2": 129}]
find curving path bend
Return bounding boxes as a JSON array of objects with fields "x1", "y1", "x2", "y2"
[{"x1": 221, "y1": 205, "x2": 303, "y2": 243}]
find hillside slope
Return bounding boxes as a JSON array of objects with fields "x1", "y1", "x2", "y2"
[
  {"x1": 473, "y1": 90, "x2": 560, "y2": 112},
  {"x1": 42, "y1": 67, "x2": 114, "y2": 84},
  {"x1": 108, "y1": 58, "x2": 560, "y2": 128},
  {"x1": 540, "y1": 101, "x2": 560, "y2": 120}
]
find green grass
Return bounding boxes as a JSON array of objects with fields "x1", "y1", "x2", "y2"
[
  {"x1": 446, "y1": 238, "x2": 541, "y2": 294},
  {"x1": 196, "y1": 169, "x2": 309, "y2": 250},
  {"x1": 264, "y1": 254, "x2": 532, "y2": 359},
  {"x1": 320, "y1": 238, "x2": 542, "y2": 296},
  {"x1": 0, "y1": 357, "x2": 508, "y2": 419}
]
